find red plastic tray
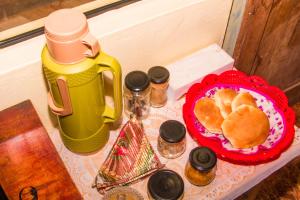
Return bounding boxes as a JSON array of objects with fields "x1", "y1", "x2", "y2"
[{"x1": 183, "y1": 70, "x2": 295, "y2": 165}]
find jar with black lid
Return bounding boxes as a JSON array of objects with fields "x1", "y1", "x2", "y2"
[
  {"x1": 147, "y1": 169, "x2": 184, "y2": 200},
  {"x1": 157, "y1": 120, "x2": 186, "y2": 159},
  {"x1": 124, "y1": 71, "x2": 151, "y2": 119},
  {"x1": 148, "y1": 66, "x2": 170, "y2": 108},
  {"x1": 185, "y1": 147, "x2": 217, "y2": 186}
]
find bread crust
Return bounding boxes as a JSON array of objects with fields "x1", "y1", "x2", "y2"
[
  {"x1": 214, "y1": 88, "x2": 237, "y2": 118},
  {"x1": 221, "y1": 105, "x2": 270, "y2": 149},
  {"x1": 231, "y1": 92, "x2": 257, "y2": 111},
  {"x1": 194, "y1": 97, "x2": 224, "y2": 133}
]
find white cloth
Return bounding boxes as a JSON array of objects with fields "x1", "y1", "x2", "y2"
[{"x1": 49, "y1": 98, "x2": 300, "y2": 200}]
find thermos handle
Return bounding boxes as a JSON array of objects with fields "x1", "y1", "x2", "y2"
[
  {"x1": 48, "y1": 76, "x2": 73, "y2": 116},
  {"x1": 97, "y1": 52, "x2": 122, "y2": 123},
  {"x1": 82, "y1": 33, "x2": 100, "y2": 57}
]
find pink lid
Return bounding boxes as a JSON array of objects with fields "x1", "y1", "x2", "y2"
[{"x1": 44, "y1": 9, "x2": 100, "y2": 64}]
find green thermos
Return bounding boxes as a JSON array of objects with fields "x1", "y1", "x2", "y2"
[{"x1": 41, "y1": 9, "x2": 122, "y2": 153}]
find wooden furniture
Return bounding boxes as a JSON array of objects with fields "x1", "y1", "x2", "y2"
[
  {"x1": 0, "y1": 100, "x2": 82, "y2": 200},
  {"x1": 233, "y1": 0, "x2": 300, "y2": 105}
]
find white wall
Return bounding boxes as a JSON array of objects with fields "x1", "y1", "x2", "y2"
[{"x1": 0, "y1": 0, "x2": 233, "y2": 132}]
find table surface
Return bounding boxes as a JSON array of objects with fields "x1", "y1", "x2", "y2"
[{"x1": 48, "y1": 98, "x2": 300, "y2": 200}]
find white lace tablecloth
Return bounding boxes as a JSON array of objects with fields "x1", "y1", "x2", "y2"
[{"x1": 49, "y1": 98, "x2": 300, "y2": 200}]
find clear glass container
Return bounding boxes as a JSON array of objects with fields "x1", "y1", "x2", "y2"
[
  {"x1": 103, "y1": 186, "x2": 143, "y2": 200},
  {"x1": 123, "y1": 71, "x2": 151, "y2": 119},
  {"x1": 148, "y1": 66, "x2": 169, "y2": 108},
  {"x1": 147, "y1": 169, "x2": 184, "y2": 200},
  {"x1": 185, "y1": 147, "x2": 217, "y2": 186},
  {"x1": 157, "y1": 120, "x2": 186, "y2": 159}
]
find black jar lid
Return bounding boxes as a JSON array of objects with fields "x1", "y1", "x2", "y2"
[
  {"x1": 159, "y1": 120, "x2": 186, "y2": 143},
  {"x1": 125, "y1": 71, "x2": 150, "y2": 92},
  {"x1": 189, "y1": 147, "x2": 217, "y2": 172},
  {"x1": 147, "y1": 66, "x2": 170, "y2": 84},
  {"x1": 147, "y1": 169, "x2": 184, "y2": 200}
]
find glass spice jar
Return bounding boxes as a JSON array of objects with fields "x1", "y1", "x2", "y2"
[
  {"x1": 185, "y1": 147, "x2": 217, "y2": 186},
  {"x1": 148, "y1": 66, "x2": 170, "y2": 108},
  {"x1": 147, "y1": 169, "x2": 184, "y2": 200},
  {"x1": 157, "y1": 120, "x2": 186, "y2": 159},
  {"x1": 103, "y1": 186, "x2": 143, "y2": 200},
  {"x1": 124, "y1": 71, "x2": 151, "y2": 120}
]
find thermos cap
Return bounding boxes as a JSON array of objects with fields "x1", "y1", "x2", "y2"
[
  {"x1": 44, "y1": 9, "x2": 100, "y2": 64},
  {"x1": 45, "y1": 9, "x2": 87, "y2": 42}
]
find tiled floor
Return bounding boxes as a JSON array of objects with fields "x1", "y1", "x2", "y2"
[{"x1": 236, "y1": 103, "x2": 300, "y2": 200}]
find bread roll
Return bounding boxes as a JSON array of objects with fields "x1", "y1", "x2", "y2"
[
  {"x1": 231, "y1": 92, "x2": 257, "y2": 111},
  {"x1": 194, "y1": 97, "x2": 224, "y2": 133},
  {"x1": 214, "y1": 88, "x2": 237, "y2": 118},
  {"x1": 221, "y1": 105, "x2": 270, "y2": 149}
]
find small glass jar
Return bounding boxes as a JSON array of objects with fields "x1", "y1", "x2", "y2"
[
  {"x1": 103, "y1": 186, "x2": 143, "y2": 200},
  {"x1": 124, "y1": 71, "x2": 151, "y2": 119},
  {"x1": 148, "y1": 66, "x2": 170, "y2": 108},
  {"x1": 147, "y1": 169, "x2": 184, "y2": 200},
  {"x1": 157, "y1": 120, "x2": 186, "y2": 159},
  {"x1": 185, "y1": 147, "x2": 217, "y2": 186}
]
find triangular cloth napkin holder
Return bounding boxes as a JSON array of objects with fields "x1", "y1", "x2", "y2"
[{"x1": 93, "y1": 118, "x2": 164, "y2": 194}]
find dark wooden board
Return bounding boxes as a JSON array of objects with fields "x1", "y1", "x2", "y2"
[
  {"x1": 285, "y1": 84, "x2": 300, "y2": 105},
  {"x1": 0, "y1": 100, "x2": 82, "y2": 200},
  {"x1": 233, "y1": 0, "x2": 300, "y2": 104},
  {"x1": 252, "y1": 0, "x2": 300, "y2": 90},
  {"x1": 233, "y1": 0, "x2": 273, "y2": 74}
]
